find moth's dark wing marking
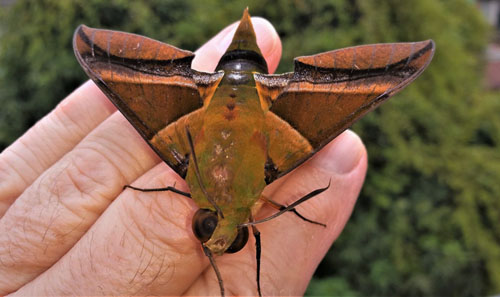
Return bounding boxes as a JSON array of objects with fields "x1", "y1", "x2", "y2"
[
  {"x1": 73, "y1": 25, "x2": 222, "y2": 178},
  {"x1": 257, "y1": 40, "x2": 435, "y2": 183}
]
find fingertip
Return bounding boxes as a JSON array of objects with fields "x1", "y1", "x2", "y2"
[
  {"x1": 310, "y1": 130, "x2": 367, "y2": 175},
  {"x1": 193, "y1": 17, "x2": 282, "y2": 73},
  {"x1": 192, "y1": 26, "x2": 233, "y2": 71},
  {"x1": 252, "y1": 17, "x2": 282, "y2": 73},
  {"x1": 59, "y1": 80, "x2": 116, "y2": 114}
]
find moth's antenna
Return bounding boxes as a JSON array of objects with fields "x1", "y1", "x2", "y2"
[
  {"x1": 185, "y1": 127, "x2": 224, "y2": 219},
  {"x1": 239, "y1": 180, "x2": 331, "y2": 227},
  {"x1": 203, "y1": 244, "x2": 225, "y2": 297}
]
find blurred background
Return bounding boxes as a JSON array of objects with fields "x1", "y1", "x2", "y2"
[{"x1": 0, "y1": 0, "x2": 499, "y2": 296}]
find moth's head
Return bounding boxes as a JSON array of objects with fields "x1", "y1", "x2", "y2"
[
  {"x1": 192, "y1": 208, "x2": 249, "y2": 255},
  {"x1": 215, "y1": 8, "x2": 268, "y2": 74}
]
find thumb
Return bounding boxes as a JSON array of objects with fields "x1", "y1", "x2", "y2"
[{"x1": 257, "y1": 130, "x2": 368, "y2": 295}]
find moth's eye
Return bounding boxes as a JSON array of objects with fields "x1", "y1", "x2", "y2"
[
  {"x1": 192, "y1": 209, "x2": 218, "y2": 243},
  {"x1": 225, "y1": 227, "x2": 249, "y2": 254}
]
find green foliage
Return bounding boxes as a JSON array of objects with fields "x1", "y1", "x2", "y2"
[
  {"x1": 1, "y1": 0, "x2": 498, "y2": 295},
  {"x1": 306, "y1": 277, "x2": 360, "y2": 297},
  {"x1": 303, "y1": 1, "x2": 499, "y2": 296}
]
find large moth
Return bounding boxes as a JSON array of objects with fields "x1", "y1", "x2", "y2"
[{"x1": 73, "y1": 9, "x2": 434, "y2": 296}]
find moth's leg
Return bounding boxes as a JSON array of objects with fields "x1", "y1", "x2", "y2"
[
  {"x1": 123, "y1": 185, "x2": 191, "y2": 199},
  {"x1": 241, "y1": 182, "x2": 330, "y2": 228},
  {"x1": 249, "y1": 215, "x2": 262, "y2": 297},
  {"x1": 260, "y1": 195, "x2": 326, "y2": 227}
]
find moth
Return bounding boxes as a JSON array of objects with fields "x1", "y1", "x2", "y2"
[{"x1": 73, "y1": 9, "x2": 434, "y2": 296}]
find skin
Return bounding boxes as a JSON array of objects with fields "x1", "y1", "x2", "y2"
[{"x1": 0, "y1": 18, "x2": 367, "y2": 296}]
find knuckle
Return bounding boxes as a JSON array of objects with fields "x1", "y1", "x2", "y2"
[
  {"x1": 9, "y1": 146, "x2": 125, "y2": 250},
  {"x1": 119, "y1": 178, "x2": 194, "y2": 257},
  {"x1": 47, "y1": 146, "x2": 123, "y2": 209}
]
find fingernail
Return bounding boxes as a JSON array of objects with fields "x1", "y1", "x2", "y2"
[{"x1": 313, "y1": 130, "x2": 365, "y2": 174}]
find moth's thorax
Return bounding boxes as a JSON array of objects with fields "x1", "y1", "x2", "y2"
[{"x1": 216, "y1": 49, "x2": 268, "y2": 75}]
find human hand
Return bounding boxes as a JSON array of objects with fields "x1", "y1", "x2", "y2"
[{"x1": 0, "y1": 17, "x2": 367, "y2": 296}]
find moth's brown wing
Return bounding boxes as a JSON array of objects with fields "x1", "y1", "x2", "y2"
[
  {"x1": 256, "y1": 40, "x2": 435, "y2": 183},
  {"x1": 73, "y1": 25, "x2": 223, "y2": 178}
]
